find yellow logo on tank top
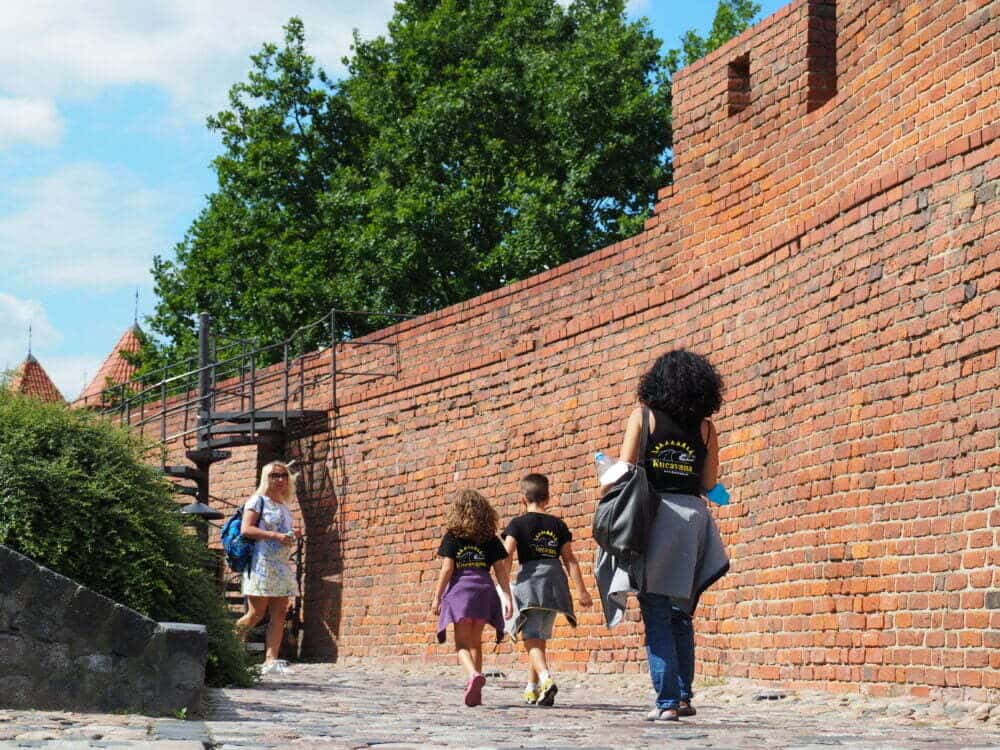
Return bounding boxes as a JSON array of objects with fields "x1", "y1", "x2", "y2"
[
  {"x1": 650, "y1": 440, "x2": 696, "y2": 474},
  {"x1": 530, "y1": 530, "x2": 560, "y2": 558},
  {"x1": 455, "y1": 544, "x2": 488, "y2": 569}
]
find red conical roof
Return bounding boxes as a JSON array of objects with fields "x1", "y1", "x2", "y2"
[
  {"x1": 73, "y1": 324, "x2": 143, "y2": 408},
  {"x1": 8, "y1": 354, "x2": 64, "y2": 404}
]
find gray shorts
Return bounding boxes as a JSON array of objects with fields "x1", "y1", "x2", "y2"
[{"x1": 519, "y1": 608, "x2": 558, "y2": 640}]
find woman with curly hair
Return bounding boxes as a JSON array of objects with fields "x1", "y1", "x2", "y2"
[
  {"x1": 597, "y1": 349, "x2": 730, "y2": 722},
  {"x1": 432, "y1": 489, "x2": 512, "y2": 706}
]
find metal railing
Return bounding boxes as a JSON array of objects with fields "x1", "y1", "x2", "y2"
[{"x1": 100, "y1": 308, "x2": 416, "y2": 452}]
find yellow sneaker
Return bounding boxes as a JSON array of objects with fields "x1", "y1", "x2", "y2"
[
  {"x1": 523, "y1": 686, "x2": 539, "y2": 705},
  {"x1": 537, "y1": 676, "x2": 558, "y2": 706}
]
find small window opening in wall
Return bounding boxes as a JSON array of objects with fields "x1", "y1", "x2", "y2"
[
  {"x1": 728, "y1": 53, "x2": 751, "y2": 116},
  {"x1": 806, "y1": 0, "x2": 837, "y2": 111}
]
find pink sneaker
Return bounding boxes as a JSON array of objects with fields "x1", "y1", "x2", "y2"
[{"x1": 464, "y1": 673, "x2": 486, "y2": 707}]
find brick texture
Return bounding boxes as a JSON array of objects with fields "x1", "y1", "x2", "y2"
[{"x1": 129, "y1": 0, "x2": 998, "y2": 699}]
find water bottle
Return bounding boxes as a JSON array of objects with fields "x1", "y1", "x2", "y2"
[
  {"x1": 705, "y1": 483, "x2": 730, "y2": 506},
  {"x1": 595, "y1": 452, "x2": 628, "y2": 486},
  {"x1": 594, "y1": 451, "x2": 615, "y2": 476}
]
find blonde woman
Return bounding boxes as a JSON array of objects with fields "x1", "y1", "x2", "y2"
[{"x1": 234, "y1": 460, "x2": 302, "y2": 674}]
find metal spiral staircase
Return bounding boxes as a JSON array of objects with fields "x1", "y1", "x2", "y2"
[{"x1": 99, "y1": 309, "x2": 412, "y2": 655}]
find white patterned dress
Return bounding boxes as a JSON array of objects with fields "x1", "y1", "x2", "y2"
[{"x1": 241, "y1": 495, "x2": 297, "y2": 597}]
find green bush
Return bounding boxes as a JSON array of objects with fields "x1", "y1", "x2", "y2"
[{"x1": 0, "y1": 390, "x2": 254, "y2": 687}]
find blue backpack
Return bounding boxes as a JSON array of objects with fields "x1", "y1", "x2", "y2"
[{"x1": 221, "y1": 497, "x2": 263, "y2": 573}]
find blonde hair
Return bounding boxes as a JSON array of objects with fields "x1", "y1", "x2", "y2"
[
  {"x1": 444, "y1": 489, "x2": 499, "y2": 544},
  {"x1": 254, "y1": 460, "x2": 296, "y2": 503}
]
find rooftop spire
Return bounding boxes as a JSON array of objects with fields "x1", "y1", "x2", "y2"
[
  {"x1": 73, "y1": 324, "x2": 144, "y2": 409},
  {"x1": 8, "y1": 354, "x2": 64, "y2": 403}
]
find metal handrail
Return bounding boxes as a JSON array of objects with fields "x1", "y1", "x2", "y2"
[
  {"x1": 118, "y1": 366, "x2": 307, "y2": 438},
  {"x1": 103, "y1": 307, "x2": 417, "y2": 446},
  {"x1": 105, "y1": 309, "x2": 338, "y2": 412},
  {"x1": 137, "y1": 371, "x2": 336, "y2": 447}
]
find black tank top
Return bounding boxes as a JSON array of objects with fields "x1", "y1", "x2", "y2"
[{"x1": 643, "y1": 409, "x2": 707, "y2": 496}]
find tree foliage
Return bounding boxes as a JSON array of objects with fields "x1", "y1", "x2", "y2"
[
  {"x1": 151, "y1": 17, "x2": 356, "y2": 357},
  {"x1": 0, "y1": 391, "x2": 254, "y2": 687},
  {"x1": 149, "y1": 0, "x2": 759, "y2": 362},
  {"x1": 664, "y1": 0, "x2": 762, "y2": 74}
]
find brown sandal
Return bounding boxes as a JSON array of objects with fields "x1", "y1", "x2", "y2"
[{"x1": 677, "y1": 702, "x2": 697, "y2": 717}]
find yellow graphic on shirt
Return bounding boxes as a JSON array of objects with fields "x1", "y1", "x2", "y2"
[
  {"x1": 455, "y1": 544, "x2": 488, "y2": 569},
  {"x1": 650, "y1": 440, "x2": 696, "y2": 474},
  {"x1": 530, "y1": 530, "x2": 561, "y2": 558}
]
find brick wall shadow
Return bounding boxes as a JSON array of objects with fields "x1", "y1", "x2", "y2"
[{"x1": 289, "y1": 418, "x2": 344, "y2": 661}]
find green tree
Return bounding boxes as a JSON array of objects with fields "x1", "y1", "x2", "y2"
[
  {"x1": 664, "y1": 0, "x2": 761, "y2": 74},
  {"x1": 150, "y1": 17, "x2": 360, "y2": 356},
  {"x1": 149, "y1": 0, "x2": 759, "y2": 362},
  {"x1": 0, "y1": 391, "x2": 254, "y2": 687},
  {"x1": 331, "y1": 0, "x2": 670, "y2": 315}
]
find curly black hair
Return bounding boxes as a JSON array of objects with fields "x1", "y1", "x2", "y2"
[{"x1": 637, "y1": 349, "x2": 723, "y2": 427}]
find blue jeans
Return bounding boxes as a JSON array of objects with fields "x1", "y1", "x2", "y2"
[{"x1": 638, "y1": 593, "x2": 695, "y2": 710}]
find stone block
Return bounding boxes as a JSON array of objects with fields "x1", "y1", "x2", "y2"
[
  {"x1": 0, "y1": 545, "x2": 207, "y2": 715},
  {"x1": 147, "y1": 623, "x2": 208, "y2": 713},
  {"x1": 0, "y1": 547, "x2": 36, "y2": 595},
  {"x1": 11, "y1": 567, "x2": 77, "y2": 642},
  {"x1": 62, "y1": 586, "x2": 116, "y2": 647},
  {"x1": 106, "y1": 604, "x2": 158, "y2": 658}
]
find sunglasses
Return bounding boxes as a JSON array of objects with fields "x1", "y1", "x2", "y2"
[{"x1": 271, "y1": 472, "x2": 288, "y2": 478}]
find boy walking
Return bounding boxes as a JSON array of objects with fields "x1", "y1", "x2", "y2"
[{"x1": 502, "y1": 473, "x2": 592, "y2": 706}]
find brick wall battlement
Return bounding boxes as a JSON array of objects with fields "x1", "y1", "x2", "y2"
[{"x1": 141, "y1": 0, "x2": 998, "y2": 699}]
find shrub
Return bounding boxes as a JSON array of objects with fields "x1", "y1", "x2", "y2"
[{"x1": 0, "y1": 390, "x2": 253, "y2": 687}]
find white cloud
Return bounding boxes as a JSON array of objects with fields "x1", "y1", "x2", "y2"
[
  {"x1": 0, "y1": 293, "x2": 123, "y2": 399},
  {"x1": 0, "y1": 97, "x2": 63, "y2": 149},
  {"x1": 0, "y1": 162, "x2": 181, "y2": 289},
  {"x1": 42, "y1": 354, "x2": 106, "y2": 402},
  {"x1": 0, "y1": 1, "x2": 397, "y2": 121},
  {"x1": 0, "y1": 293, "x2": 60, "y2": 370}
]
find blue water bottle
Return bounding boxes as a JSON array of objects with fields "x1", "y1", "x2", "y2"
[{"x1": 705, "y1": 483, "x2": 730, "y2": 506}]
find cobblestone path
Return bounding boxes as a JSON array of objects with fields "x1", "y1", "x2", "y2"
[{"x1": 2, "y1": 663, "x2": 999, "y2": 749}]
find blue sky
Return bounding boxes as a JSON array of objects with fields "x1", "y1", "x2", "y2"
[{"x1": 2, "y1": 0, "x2": 786, "y2": 400}]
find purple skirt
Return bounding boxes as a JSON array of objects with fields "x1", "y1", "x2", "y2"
[{"x1": 437, "y1": 569, "x2": 505, "y2": 644}]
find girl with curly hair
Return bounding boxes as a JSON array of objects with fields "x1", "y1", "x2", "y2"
[
  {"x1": 597, "y1": 349, "x2": 730, "y2": 722},
  {"x1": 432, "y1": 489, "x2": 512, "y2": 706}
]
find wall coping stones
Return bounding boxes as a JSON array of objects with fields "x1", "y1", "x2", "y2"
[{"x1": 0, "y1": 544, "x2": 207, "y2": 716}]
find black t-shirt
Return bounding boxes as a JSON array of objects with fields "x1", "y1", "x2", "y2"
[
  {"x1": 644, "y1": 409, "x2": 707, "y2": 496},
  {"x1": 502, "y1": 513, "x2": 572, "y2": 563},
  {"x1": 437, "y1": 533, "x2": 508, "y2": 570}
]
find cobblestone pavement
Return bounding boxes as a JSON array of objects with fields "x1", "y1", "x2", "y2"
[{"x1": 2, "y1": 663, "x2": 999, "y2": 749}]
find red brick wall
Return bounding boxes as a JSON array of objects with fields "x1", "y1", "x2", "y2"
[{"x1": 140, "y1": 0, "x2": 998, "y2": 698}]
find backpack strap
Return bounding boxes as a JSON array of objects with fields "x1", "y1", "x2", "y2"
[{"x1": 637, "y1": 406, "x2": 650, "y2": 467}]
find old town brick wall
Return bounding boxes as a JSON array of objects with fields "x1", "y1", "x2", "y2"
[{"x1": 142, "y1": 0, "x2": 998, "y2": 698}]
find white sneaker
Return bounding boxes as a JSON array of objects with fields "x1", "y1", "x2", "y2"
[{"x1": 261, "y1": 659, "x2": 294, "y2": 675}]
